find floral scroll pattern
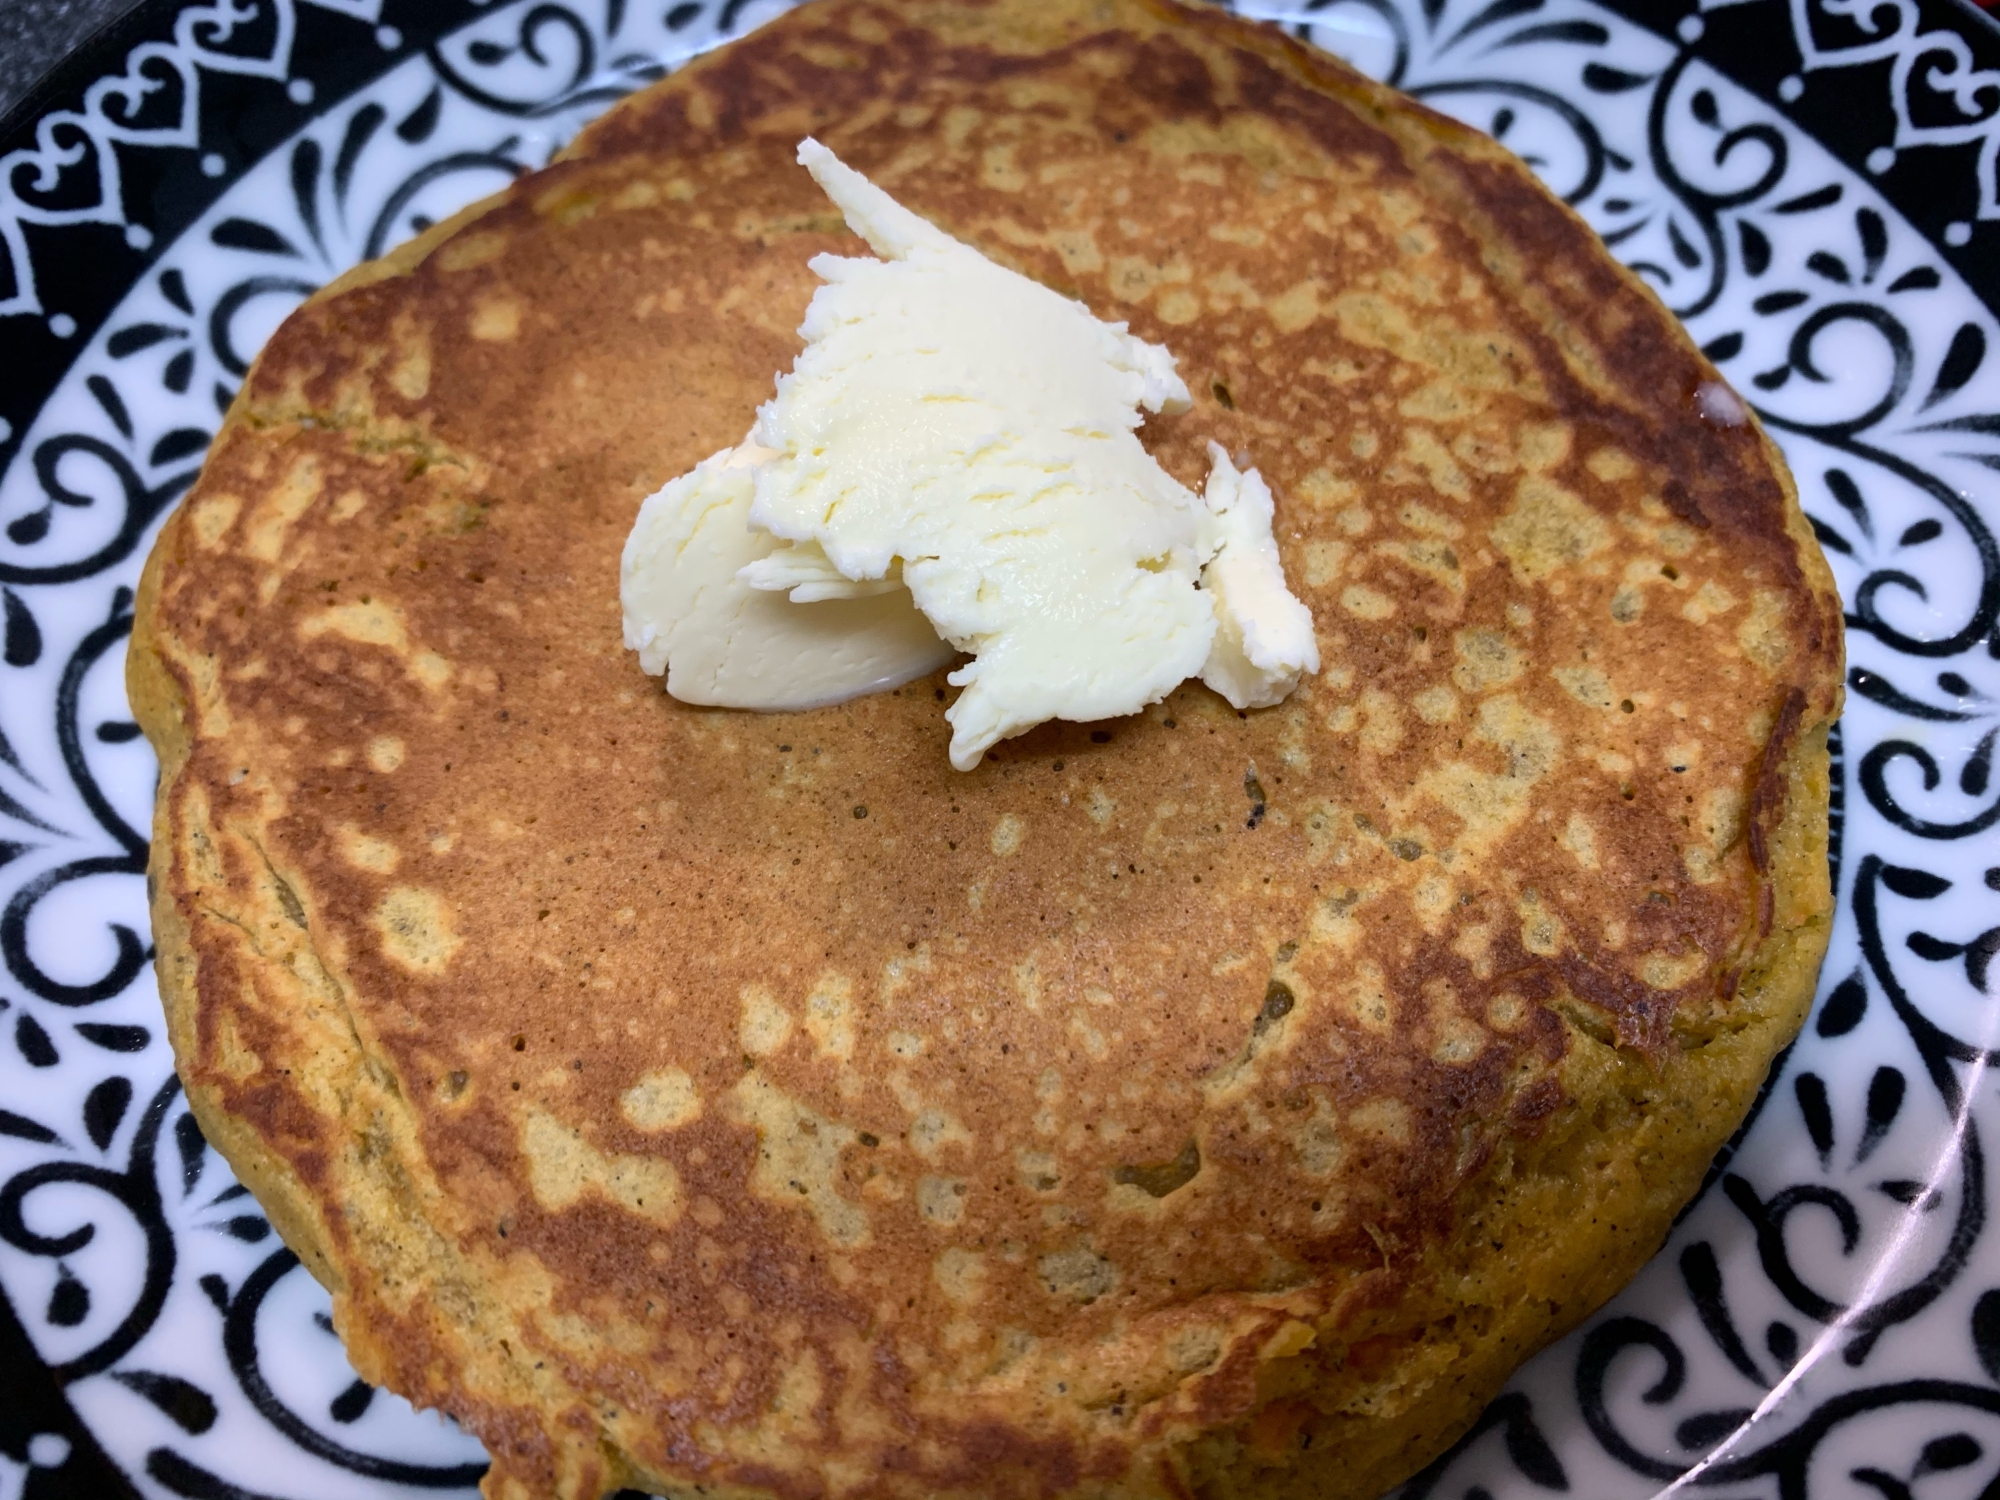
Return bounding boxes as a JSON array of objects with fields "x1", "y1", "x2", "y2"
[{"x1": 0, "y1": 0, "x2": 1995, "y2": 1496}]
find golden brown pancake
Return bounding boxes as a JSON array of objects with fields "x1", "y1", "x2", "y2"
[{"x1": 129, "y1": 1, "x2": 1843, "y2": 1495}]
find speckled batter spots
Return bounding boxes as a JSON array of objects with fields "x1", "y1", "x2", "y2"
[
  {"x1": 907, "y1": 1107, "x2": 972, "y2": 1159},
  {"x1": 1303, "y1": 539, "x2": 1348, "y2": 587},
  {"x1": 1491, "y1": 475, "x2": 1609, "y2": 583},
  {"x1": 410, "y1": 651, "x2": 453, "y2": 690},
  {"x1": 620, "y1": 1067, "x2": 702, "y2": 1131},
  {"x1": 1684, "y1": 785, "x2": 1749, "y2": 884},
  {"x1": 1421, "y1": 695, "x2": 1559, "y2": 855},
  {"x1": 1357, "y1": 689, "x2": 1404, "y2": 755},
  {"x1": 1344, "y1": 962, "x2": 1392, "y2": 1033},
  {"x1": 245, "y1": 455, "x2": 323, "y2": 564},
  {"x1": 1739, "y1": 590, "x2": 1795, "y2": 669},
  {"x1": 990, "y1": 813, "x2": 1025, "y2": 856},
  {"x1": 1287, "y1": 1097, "x2": 1344, "y2": 1179},
  {"x1": 372, "y1": 887, "x2": 461, "y2": 975},
  {"x1": 1016, "y1": 1148, "x2": 1060, "y2": 1192},
  {"x1": 732, "y1": 1072, "x2": 869, "y2": 1248},
  {"x1": 1453, "y1": 629, "x2": 1524, "y2": 694},
  {"x1": 803, "y1": 973, "x2": 855, "y2": 1062},
  {"x1": 740, "y1": 987, "x2": 794, "y2": 1056},
  {"x1": 1431, "y1": 1015, "x2": 1487, "y2": 1065},
  {"x1": 1341, "y1": 584, "x2": 1395, "y2": 620},
  {"x1": 1348, "y1": 1097, "x2": 1412, "y2": 1147},
  {"x1": 522, "y1": 1109, "x2": 683, "y2": 1224},
  {"x1": 1640, "y1": 950, "x2": 1706, "y2": 990},
  {"x1": 917, "y1": 1175, "x2": 967, "y2": 1226},
  {"x1": 1038, "y1": 1246, "x2": 1116, "y2": 1303},
  {"x1": 1518, "y1": 890, "x2": 1566, "y2": 957},
  {"x1": 1682, "y1": 580, "x2": 1739, "y2": 625},
  {"x1": 1587, "y1": 447, "x2": 1638, "y2": 482},
  {"x1": 337, "y1": 827, "x2": 401, "y2": 874},
  {"x1": 1516, "y1": 421, "x2": 1573, "y2": 473},
  {"x1": 470, "y1": 295, "x2": 523, "y2": 342},
  {"x1": 1561, "y1": 812, "x2": 1600, "y2": 871},
  {"x1": 434, "y1": 228, "x2": 511, "y2": 273},
  {"x1": 387, "y1": 333, "x2": 429, "y2": 401},
  {"x1": 934, "y1": 1247, "x2": 986, "y2": 1304},
  {"x1": 1266, "y1": 280, "x2": 1320, "y2": 333},
  {"x1": 301, "y1": 599, "x2": 408, "y2": 652},
  {"x1": 1554, "y1": 666, "x2": 1615, "y2": 710},
  {"x1": 1413, "y1": 684, "x2": 1459, "y2": 725},
  {"x1": 190, "y1": 492, "x2": 243, "y2": 550}
]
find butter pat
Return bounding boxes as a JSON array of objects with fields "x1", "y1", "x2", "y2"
[
  {"x1": 1197, "y1": 444, "x2": 1320, "y2": 710},
  {"x1": 621, "y1": 442, "x2": 952, "y2": 709},
  {"x1": 620, "y1": 139, "x2": 1318, "y2": 769}
]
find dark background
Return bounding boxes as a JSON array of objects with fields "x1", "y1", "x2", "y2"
[
  {"x1": 0, "y1": 0, "x2": 133, "y2": 119},
  {"x1": 6, "y1": 0, "x2": 1994, "y2": 116}
]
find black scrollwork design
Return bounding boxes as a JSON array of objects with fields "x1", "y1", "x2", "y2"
[
  {"x1": 0, "y1": 437, "x2": 195, "y2": 587},
  {"x1": 1, "y1": 3, "x2": 1997, "y2": 1500},
  {"x1": 1550, "y1": 847, "x2": 2000, "y2": 1494},
  {"x1": 425, "y1": 4, "x2": 605, "y2": 118},
  {"x1": 1767, "y1": 452, "x2": 1999, "y2": 667},
  {"x1": 1859, "y1": 738, "x2": 2000, "y2": 839},
  {"x1": 1270, "y1": 0, "x2": 1414, "y2": 89},
  {"x1": 1725, "y1": 1117, "x2": 1985, "y2": 1368},
  {"x1": 0, "y1": 1075, "x2": 178, "y2": 1382},
  {"x1": 1, "y1": 588, "x2": 150, "y2": 1006},
  {"x1": 1400, "y1": 1390, "x2": 1571, "y2": 1497},
  {"x1": 206, "y1": 275, "x2": 320, "y2": 378},
  {"x1": 1576, "y1": 1317, "x2": 1689, "y2": 1483},
  {"x1": 1412, "y1": 79, "x2": 1609, "y2": 204},
  {"x1": 1782, "y1": 303, "x2": 1915, "y2": 437},
  {"x1": 217, "y1": 1251, "x2": 489, "y2": 1489},
  {"x1": 362, "y1": 144, "x2": 527, "y2": 262},
  {"x1": 1753, "y1": 310, "x2": 2000, "y2": 664},
  {"x1": 1576, "y1": 1311, "x2": 2000, "y2": 1493},
  {"x1": 1644, "y1": 52, "x2": 1790, "y2": 320},
  {"x1": 1852, "y1": 858, "x2": 1999, "y2": 1107}
]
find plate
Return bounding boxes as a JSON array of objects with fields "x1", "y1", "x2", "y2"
[{"x1": 1, "y1": 1, "x2": 1996, "y2": 1496}]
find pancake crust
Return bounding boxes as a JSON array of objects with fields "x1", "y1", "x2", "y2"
[{"x1": 130, "y1": 1, "x2": 1843, "y2": 1496}]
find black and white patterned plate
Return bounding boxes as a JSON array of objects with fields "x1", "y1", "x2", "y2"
[{"x1": 1, "y1": 0, "x2": 1996, "y2": 1496}]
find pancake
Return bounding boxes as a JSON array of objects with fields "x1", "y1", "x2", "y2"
[{"x1": 127, "y1": 1, "x2": 1843, "y2": 1496}]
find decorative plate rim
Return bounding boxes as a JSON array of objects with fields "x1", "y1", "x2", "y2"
[{"x1": 2, "y1": 1, "x2": 1998, "y2": 1498}]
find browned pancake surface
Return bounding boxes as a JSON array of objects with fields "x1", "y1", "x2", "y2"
[{"x1": 131, "y1": 2, "x2": 1843, "y2": 1496}]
